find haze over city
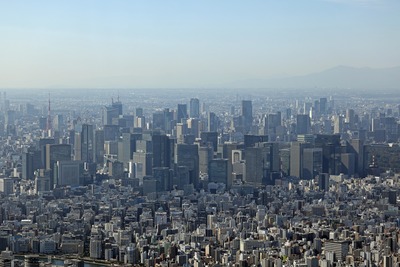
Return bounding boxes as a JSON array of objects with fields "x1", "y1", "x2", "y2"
[
  {"x1": 1, "y1": 0, "x2": 400, "y2": 89},
  {"x1": 2, "y1": 1, "x2": 400, "y2": 267}
]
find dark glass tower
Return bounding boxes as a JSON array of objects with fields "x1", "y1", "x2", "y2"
[{"x1": 241, "y1": 100, "x2": 253, "y2": 134}]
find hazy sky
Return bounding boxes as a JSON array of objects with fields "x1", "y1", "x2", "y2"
[{"x1": 1, "y1": 0, "x2": 399, "y2": 88}]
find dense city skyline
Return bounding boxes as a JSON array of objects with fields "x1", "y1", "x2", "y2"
[
  {"x1": 1, "y1": 1, "x2": 400, "y2": 266},
  {"x1": 1, "y1": 90, "x2": 400, "y2": 266}
]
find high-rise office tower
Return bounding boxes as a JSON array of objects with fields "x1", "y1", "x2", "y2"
[
  {"x1": 103, "y1": 125, "x2": 119, "y2": 141},
  {"x1": 345, "y1": 109, "x2": 355, "y2": 128},
  {"x1": 108, "y1": 161, "x2": 124, "y2": 178},
  {"x1": 347, "y1": 139, "x2": 364, "y2": 177},
  {"x1": 257, "y1": 142, "x2": 280, "y2": 173},
  {"x1": 383, "y1": 117, "x2": 398, "y2": 142},
  {"x1": 152, "y1": 111, "x2": 165, "y2": 131},
  {"x1": 303, "y1": 102, "x2": 312, "y2": 115},
  {"x1": 315, "y1": 134, "x2": 341, "y2": 175},
  {"x1": 340, "y1": 153, "x2": 356, "y2": 176},
  {"x1": 132, "y1": 151, "x2": 153, "y2": 180},
  {"x1": 81, "y1": 124, "x2": 94, "y2": 163},
  {"x1": 334, "y1": 115, "x2": 343, "y2": 134},
  {"x1": 209, "y1": 159, "x2": 232, "y2": 188},
  {"x1": 74, "y1": 132, "x2": 82, "y2": 161},
  {"x1": 152, "y1": 134, "x2": 174, "y2": 169},
  {"x1": 198, "y1": 146, "x2": 214, "y2": 175},
  {"x1": 22, "y1": 147, "x2": 42, "y2": 180},
  {"x1": 53, "y1": 114, "x2": 64, "y2": 132},
  {"x1": 222, "y1": 142, "x2": 238, "y2": 182},
  {"x1": 45, "y1": 144, "x2": 72, "y2": 188},
  {"x1": 190, "y1": 98, "x2": 200, "y2": 118},
  {"x1": 241, "y1": 100, "x2": 253, "y2": 134},
  {"x1": 176, "y1": 122, "x2": 188, "y2": 144},
  {"x1": 244, "y1": 147, "x2": 264, "y2": 185},
  {"x1": 319, "y1": 97, "x2": 327, "y2": 115},
  {"x1": 38, "y1": 138, "x2": 55, "y2": 169},
  {"x1": 246, "y1": 142, "x2": 281, "y2": 184},
  {"x1": 313, "y1": 100, "x2": 320, "y2": 116},
  {"x1": 175, "y1": 166, "x2": 190, "y2": 190},
  {"x1": 46, "y1": 144, "x2": 72, "y2": 170},
  {"x1": 0, "y1": 178, "x2": 14, "y2": 196},
  {"x1": 290, "y1": 141, "x2": 312, "y2": 178},
  {"x1": 177, "y1": 104, "x2": 188, "y2": 123},
  {"x1": 175, "y1": 144, "x2": 199, "y2": 188},
  {"x1": 34, "y1": 169, "x2": 51, "y2": 193},
  {"x1": 163, "y1": 108, "x2": 174, "y2": 134},
  {"x1": 118, "y1": 133, "x2": 141, "y2": 168},
  {"x1": 318, "y1": 173, "x2": 330, "y2": 191},
  {"x1": 302, "y1": 148, "x2": 323, "y2": 180},
  {"x1": 55, "y1": 160, "x2": 84, "y2": 187},
  {"x1": 187, "y1": 118, "x2": 200, "y2": 138},
  {"x1": 94, "y1": 130, "x2": 105, "y2": 165},
  {"x1": 102, "y1": 105, "x2": 120, "y2": 126},
  {"x1": 280, "y1": 148, "x2": 290, "y2": 177},
  {"x1": 296, "y1": 114, "x2": 311, "y2": 135},
  {"x1": 208, "y1": 112, "x2": 218, "y2": 132},
  {"x1": 264, "y1": 113, "x2": 281, "y2": 140},
  {"x1": 112, "y1": 100, "x2": 123, "y2": 115},
  {"x1": 200, "y1": 132, "x2": 218, "y2": 152},
  {"x1": 153, "y1": 167, "x2": 173, "y2": 192}
]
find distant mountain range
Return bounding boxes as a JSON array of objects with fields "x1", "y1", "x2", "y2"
[{"x1": 223, "y1": 66, "x2": 400, "y2": 89}]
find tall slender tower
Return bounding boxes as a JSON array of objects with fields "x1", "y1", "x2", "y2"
[
  {"x1": 241, "y1": 100, "x2": 253, "y2": 134},
  {"x1": 46, "y1": 94, "x2": 52, "y2": 136}
]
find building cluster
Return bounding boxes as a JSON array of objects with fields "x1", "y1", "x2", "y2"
[{"x1": 0, "y1": 90, "x2": 400, "y2": 266}]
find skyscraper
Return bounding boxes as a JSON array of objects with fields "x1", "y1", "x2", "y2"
[
  {"x1": 22, "y1": 147, "x2": 41, "y2": 180},
  {"x1": 46, "y1": 144, "x2": 72, "y2": 170},
  {"x1": 302, "y1": 148, "x2": 323, "y2": 180},
  {"x1": 112, "y1": 100, "x2": 123, "y2": 115},
  {"x1": 346, "y1": 108, "x2": 355, "y2": 129},
  {"x1": 177, "y1": 104, "x2": 188, "y2": 123},
  {"x1": 315, "y1": 134, "x2": 341, "y2": 175},
  {"x1": 241, "y1": 100, "x2": 253, "y2": 134},
  {"x1": 46, "y1": 144, "x2": 72, "y2": 188},
  {"x1": 175, "y1": 144, "x2": 199, "y2": 188},
  {"x1": 187, "y1": 118, "x2": 200, "y2": 138},
  {"x1": 296, "y1": 114, "x2": 311, "y2": 135},
  {"x1": 153, "y1": 167, "x2": 173, "y2": 192},
  {"x1": 81, "y1": 124, "x2": 94, "y2": 163},
  {"x1": 209, "y1": 158, "x2": 232, "y2": 188},
  {"x1": 290, "y1": 141, "x2": 312, "y2": 178},
  {"x1": 152, "y1": 134, "x2": 174, "y2": 168},
  {"x1": 94, "y1": 129, "x2": 105, "y2": 165},
  {"x1": 244, "y1": 147, "x2": 263, "y2": 185},
  {"x1": 189, "y1": 98, "x2": 200, "y2": 118},
  {"x1": 319, "y1": 97, "x2": 327, "y2": 115},
  {"x1": 200, "y1": 132, "x2": 218, "y2": 152},
  {"x1": 208, "y1": 112, "x2": 218, "y2": 132},
  {"x1": 56, "y1": 160, "x2": 84, "y2": 187},
  {"x1": 102, "y1": 105, "x2": 120, "y2": 126},
  {"x1": 118, "y1": 133, "x2": 141, "y2": 168}
]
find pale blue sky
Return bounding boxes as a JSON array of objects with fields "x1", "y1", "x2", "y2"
[{"x1": 0, "y1": 0, "x2": 399, "y2": 88}]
